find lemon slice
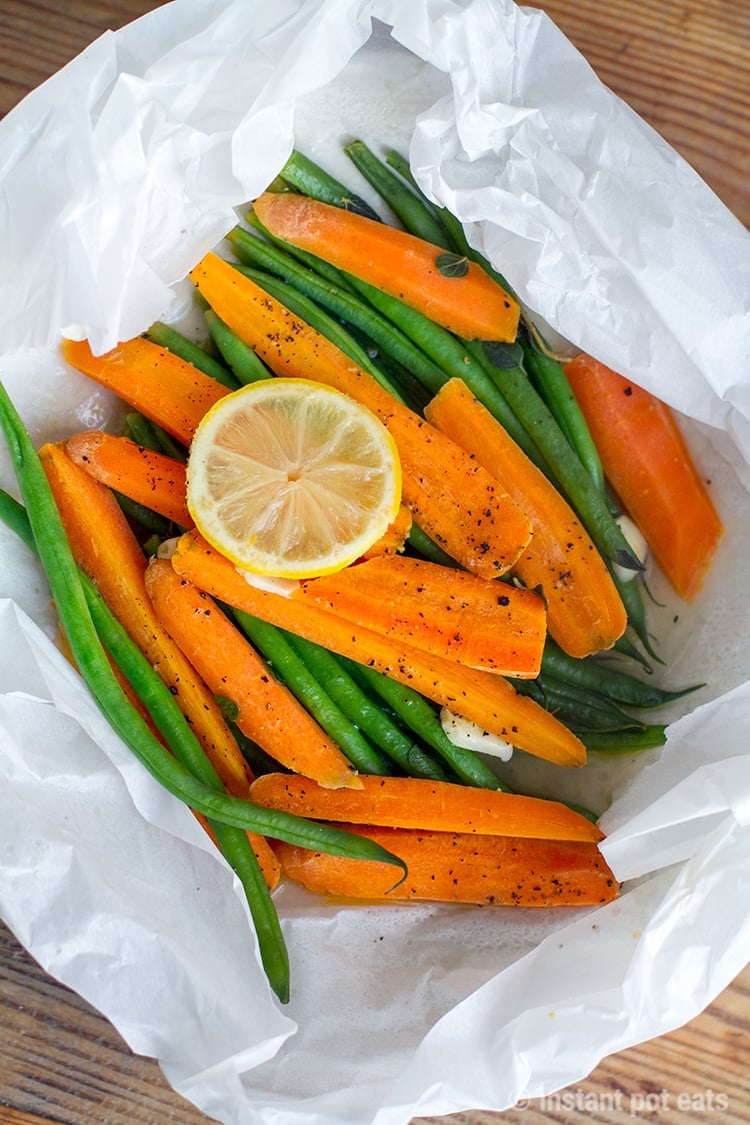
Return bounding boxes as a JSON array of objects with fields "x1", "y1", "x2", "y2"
[{"x1": 186, "y1": 378, "x2": 402, "y2": 578}]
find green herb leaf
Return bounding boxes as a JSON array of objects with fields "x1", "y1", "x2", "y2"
[
  {"x1": 216, "y1": 694, "x2": 240, "y2": 722},
  {"x1": 481, "y1": 340, "x2": 524, "y2": 370},
  {"x1": 435, "y1": 252, "x2": 469, "y2": 279}
]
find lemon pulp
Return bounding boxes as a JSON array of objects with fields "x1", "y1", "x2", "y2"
[{"x1": 186, "y1": 378, "x2": 402, "y2": 579}]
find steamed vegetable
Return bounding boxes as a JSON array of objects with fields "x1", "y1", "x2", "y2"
[
  {"x1": 564, "y1": 353, "x2": 724, "y2": 601},
  {"x1": 252, "y1": 190, "x2": 521, "y2": 342}
]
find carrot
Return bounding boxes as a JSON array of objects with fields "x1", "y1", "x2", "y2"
[
  {"x1": 252, "y1": 191, "x2": 521, "y2": 342},
  {"x1": 359, "y1": 503, "x2": 412, "y2": 560},
  {"x1": 424, "y1": 378, "x2": 628, "y2": 657},
  {"x1": 65, "y1": 430, "x2": 192, "y2": 528},
  {"x1": 38, "y1": 442, "x2": 282, "y2": 886},
  {"x1": 294, "y1": 554, "x2": 547, "y2": 675},
  {"x1": 61, "y1": 622, "x2": 247, "y2": 864},
  {"x1": 170, "y1": 529, "x2": 587, "y2": 768},
  {"x1": 61, "y1": 337, "x2": 228, "y2": 445},
  {"x1": 145, "y1": 559, "x2": 362, "y2": 789},
  {"x1": 250, "y1": 772, "x2": 603, "y2": 843},
  {"x1": 274, "y1": 826, "x2": 619, "y2": 907},
  {"x1": 564, "y1": 354, "x2": 724, "y2": 602},
  {"x1": 188, "y1": 252, "x2": 532, "y2": 579}
]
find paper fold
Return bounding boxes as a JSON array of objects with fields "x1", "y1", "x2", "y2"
[{"x1": 1, "y1": 2, "x2": 748, "y2": 1123}]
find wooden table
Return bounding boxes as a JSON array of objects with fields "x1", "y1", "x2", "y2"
[{"x1": 1, "y1": 3, "x2": 748, "y2": 1123}]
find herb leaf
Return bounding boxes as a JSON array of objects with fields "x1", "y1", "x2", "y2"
[
  {"x1": 481, "y1": 340, "x2": 524, "y2": 370},
  {"x1": 435, "y1": 252, "x2": 469, "y2": 279}
]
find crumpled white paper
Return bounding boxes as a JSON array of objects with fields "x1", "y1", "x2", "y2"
[{"x1": 1, "y1": 1, "x2": 749, "y2": 1122}]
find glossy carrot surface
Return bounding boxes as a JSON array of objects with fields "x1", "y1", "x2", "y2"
[
  {"x1": 252, "y1": 190, "x2": 521, "y2": 342},
  {"x1": 425, "y1": 378, "x2": 627, "y2": 657},
  {"x1": 564, "y1": 354, "x2": 723, "y2": 601},
  {"x1": 275, "y1": 826, "x2": 619, "y2": 907},
  {"x1": 170, "y1": 530, "x2": 587, "y2": 768},
  {"x1": 188, "y1": 252, "x2": 533, "y2": 579}
]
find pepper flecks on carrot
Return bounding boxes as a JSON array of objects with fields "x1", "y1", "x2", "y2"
[
  {"x1": 252, "y1": 190, "x2": 521, "y2": 342},
  {"x1": 61, "y1": 336, "x2": 228, "y2": 445},
  {"x1": 170, "y1": 529, "x2": 587, "y2": 768},
  {"x1": 564, "y1": 354, "x2": 723, "y2": 602},
  {"x1": 294, "y1": 554, "x2": 547, "y2": 676},
  {"x1": 38, "y1": 443, "x2": 260, "y2": 805},
  {"x1": 145, "y1": 559, "x2": 363, "y2": 790},
  {"x1": 250, "y1": 773, "x2": 604, "y2": 843},
  {"x1": 187, "y1": 252, "x2": 533, "y2": 579},
  {"x1": 274, "y1": 827, "x2": 619, "y2": 908},
  {"x1": 66, "y1": 430, "x2": 192, "y2": 529},
  {"x1": 424, "y1": 378, "x2": 627, "y2": 658}
]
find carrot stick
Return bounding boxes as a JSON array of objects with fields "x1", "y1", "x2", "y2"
[
  {"x1": 250, "y1": 772, "x2": 603, "y2": 843},
  {"x1": 38, "y1": 441, "x2": 283, "y2": 886},
  {"x1": 252, "y1": 191, "x2": 521, "y2": 342},
  {"x1": 145, "y1": 559, "x2": 362, "y2": 789},
  {"x1": 188, "y1": 252, "x2": 533, "y2": 579},
  {"x1": 65, "y1": 430, "x2": 192, "y2": 528},
  {"x1": 171, "y1": 529, "x2": 587, "y2": 768},
  {"x1": 360, "y1": 503, "x2": 412, "y2": 560},
  {"x1": 295, "y1": 555, "x2": 547, "y2": 675},
  {"x1": 61, "y1": 337, "x2": 228, "y2": 445},
  {"x1": 564, "y1": 354, "x2": 723, "y2": 602},
  {"x1": 274, "y1": 826, "x2": 619, "y2": 907},
  {"x1": 425, "y1": 378, "x2": 628, "y2": 658}
]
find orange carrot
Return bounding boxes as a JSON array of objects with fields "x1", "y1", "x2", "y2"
[
  {"x1": 359, "y1": 503, "x2": 412, "y2": 560},
  {"x1": 294, "y1": 555, "x2": 547, "y2": 675},
  {"x1": 274, "y1": 826, "x2": 619, "y2": 907},
  {"x1": 250, "y1": 772, "x2": 603, "y2": 843},
  {"x1": 564, "y1": 354, "x2": 724, "y2": 601},
  {"x1": 424, "y1": 378, "x2": 628, "y2": 657},
  {"x1": 38, "y1": 442, "x2": 281, "y2": 886},
  {"x1": 188, "y1": 252, "x2": 532, "y2": 579},
  {"x1": 61, "y1": 337, "x2": 228, "y2": 445},
  {"x1": 252, "y1": 191, "x2": 521, "y2": 342},
  {"x1": 145, "y1": 559, "x2": 362, "y2": 789},
  {"x1": 66, "y1": 430, "x2": 192, "y2": 528},
  {"x1": 60, "y1": 624, "x2": 246, "y2": 866},
  {"x1": 170, "y1": 530, "x2": 587, "y2": 768}
]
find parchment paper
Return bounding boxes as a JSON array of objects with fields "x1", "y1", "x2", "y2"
[{"x1": 1, "y1": 2, "x2": 749, "y2": 1123}]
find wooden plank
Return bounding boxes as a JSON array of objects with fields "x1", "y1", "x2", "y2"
[{"x1": 0, "y1": 2, "x2": 748, "y2": 1124}]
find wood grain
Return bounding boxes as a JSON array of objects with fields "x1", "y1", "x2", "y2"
[{"x1": 0, "y1": 2, "x2": 748, "y2": 1124}]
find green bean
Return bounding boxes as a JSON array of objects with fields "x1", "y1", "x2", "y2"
[
  {"x1": 468, "y1": 342, "x2": 643, "y2": 574},
  {"x1": 124, "y1": 411, "x2": 188, "y2": 464},
  {"x1": 512, "y1": 674, "x2": 645, "y2": 733},
  {"x1": 344, "y1": 140, "x2": 451, "y2": 248},
  {"x1": 541, "y1": 639, "x2": 701, "y2": 710},
  {"x1": 612, "y1": 573, "x2": 664, "y2": 665},
  {"x1": 406, "y1": 520, "x2": 460, "y2": 568},
  {"x1": 0, "y1": 487, "x2": 289, "y2": 995},
  {"x1": 385, "y1": 148, "x2": 520, "y2": 300},
  {"x1": 612, "y1": 630, "x2": 655, "y2": 673},
  {"x1": 384, "y1": 149, "x2": 460, "y2": 244},
  {"x1": 580, "y1": 725, "x2": 667, "y2": 754},
  {"x1": 233, "y1": 264, "x2": 406, "y2": 402},
  {"x1": 280, "y1": 632, "x2": 450, "y2": 781},
  {"x1": 228, "y1": 223, "x2": 452, "y2": 398},
  {"x1": 125, "y1": 412, "x2": 174, "y2": 458},
  {"x1": 227, "y1": 607, "x2": 392, "y2": 776},
  {"x1": 0, "y1": 487, "x2": 36, "y2": 552},
  {"x1": 280, "y1": 148, "x2": 383, "y2": 222},
  {"x1": 0, "y1": 398, "x2": 406, "y2": 977},
  {"x1": 341, "y1": 657, "x2": 507, "y2": 790},
  {"x1": 347, "y1": 271, "x2": 547, "y2": 459},
  {"x1": 203, "y1": 308, "x2": 272, "y2": 385},
  {"x1": 113, "y1": 490, "x2": 173, "y2": 539},
  {"x1": 521, "y1": 332, "x2": 605, "y2": 493},
  {"x1": 146, "y1": 320, "x2": 240, "y2": 390}
]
